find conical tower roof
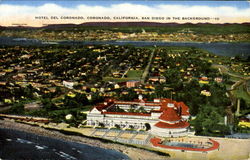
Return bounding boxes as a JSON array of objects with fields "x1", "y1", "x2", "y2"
[{"x1": 159, "y1": 107, "x2": 181, "y2": 122}]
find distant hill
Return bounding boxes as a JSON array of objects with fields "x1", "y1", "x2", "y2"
[
  {"x1": 1, "y1": 22, "x2": 249, "y2": 36},
  {"x1": 44, "y1": 22, "x2": 250, "y2": 28},
  {"x1": 0, "y1": 25, "x2": 6, "y2": 29},
  {"x1": 1, "y1": 22, "x2": 250, "y2": 30}
]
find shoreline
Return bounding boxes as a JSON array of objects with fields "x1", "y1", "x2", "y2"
[
  {"x1": 1, "y1": 36, "x2": 250, "y2": 44},
  {"x1": 1, "y1": 119, "x2": 250, "y2": 160},
  {"x1": 0, "y1": 119, "x2": 169, "y2": 160}
]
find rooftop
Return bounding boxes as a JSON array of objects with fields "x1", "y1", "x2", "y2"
[
  {"x1": 159, "y1": 108, "x2": 181, "y2": 122},
  {"x1": 154, "y1": 121, "x2": 189, "y2": 129}
]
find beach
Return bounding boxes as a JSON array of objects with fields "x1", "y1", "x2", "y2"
[
  {"x1": 0, "y1": 119, "x2": 169, "y2": 160},
  {"x1": 1, "y1": 119, "x2": 250, "y2": 160},
  {"x1": 154, "y1": 136, "x2": 250, "y2": 160}
]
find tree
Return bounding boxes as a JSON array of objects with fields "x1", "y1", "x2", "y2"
[
  {"x1": 120, "y1": 89, "x2": 138, "y2": 101},
  {"x1": 163, "y1": 69, "x2": 181, "y2": 84},
  {"x1": 191, "y1": 104, "x2": 229, "y2": 136},
  {"x1": 209, "y1": 83, "x2": 230, "y2": 110},
  {"x1": 42, "y1": 98, "x2": 57, "y2": 111},
  {"x1": 23, "y1": 84, "x2": 35, "y2": 99},
  {"x1": 90, "y1": 93, "x2": 104, "y2": 104},
  {"x1": 184, "y1": 79, "x2": 200, "y2": 92},
  {"x1": 137, "y1": 106, "x2": 147, "y2": 113},
  {"x1": 74, "y1": 93, "x2": 89, "y2": 106},
  {"x1": 55, "y1": 86, "x2": 62, "y2": 95},
  {"x1": 128, "y1": 104, "x2": 137, "y2": 112},
  {"x1": 8, "y1": 103, "x2": 24, "y2": 114},
  {"x1": 63, "y1": 95, "x2": 80, "y2": 108},
  {"x1": 239, "y1": 98, "x2": 250, "y2": 111}
]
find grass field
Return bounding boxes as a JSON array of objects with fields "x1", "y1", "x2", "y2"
[
  {"x1": 233, "y1": 86, "x2": 250, "y2": 105},
  {"x1": 126, "y1": 70, "x2": 143, "y2": 78},
  {"x1": 103, "y1": 76, "x2": 141, "y2": 82},
  {"x1": 103, "y1": 70, "x2": 142, "y2": 82},
  {"x1": 50, "y1": 105, "x2": 92, "y2": 114}
]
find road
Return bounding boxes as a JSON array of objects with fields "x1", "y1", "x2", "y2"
[
  {"x1": 101, "y1": 49, "x2": 129, "y2": 77},
  {"x1": 213, "y1": 64, "x2": 250, "y2": 124},
  {"x1": 141, "y1": 48, "x2": 155, "y2": 84},
  {"x1": 212, "y1": 64, "x2": 242, "y2": 79}
]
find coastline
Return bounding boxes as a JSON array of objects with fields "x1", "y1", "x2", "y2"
[
  {"x1": 0, "y1": 119, "x2": 169, "y2": 160},
  {"x1": 1, "y1": 37, "x2": 249, "y2": 58},
  {"x1": 1, "y1": 118, "x2": 250, "y2": 160}
]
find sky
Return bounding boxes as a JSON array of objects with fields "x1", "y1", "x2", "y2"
[{"x1": 0, "y1": 1, "x2": 250, "y2": 27}]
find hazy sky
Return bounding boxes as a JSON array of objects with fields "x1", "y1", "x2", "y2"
[{"x1": 0, "y1": 1, "x2": 249, "y2": 26}]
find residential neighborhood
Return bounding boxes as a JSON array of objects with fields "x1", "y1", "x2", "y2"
[
  {"x1": 1, "y1": 0, "x2": 250, "y2": 159},
  {"x1": 0, "y1": 44, "x2": 249, "y2": 134},
  {"x1": 0, "y1": 24, "x2": 249, "y2": 160},
  {"x1": 1, "y1": 24, "x2": 250, "y2": 43}
]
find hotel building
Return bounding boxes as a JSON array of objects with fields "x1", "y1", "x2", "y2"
[{"x1": 87, "y1": 96, "x2": 190, "y2": 137}]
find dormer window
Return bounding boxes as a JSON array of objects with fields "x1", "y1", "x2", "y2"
[{"x1": 167, "y1": 103, "x2": 174, "y2": 108}]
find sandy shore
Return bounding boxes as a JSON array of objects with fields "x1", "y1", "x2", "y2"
[
  {"x1": 0, "y1": 120, "x2": 169, "y2": 160},
  {"x1": 156, "y1": 136, "x2": 250, "y2": 160},
  {"x1": 1, "y1": 119, "x2": 250, "y2": 160}
]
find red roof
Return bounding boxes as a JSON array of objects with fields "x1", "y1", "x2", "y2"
[
  {"x1": 144, "y1": 103, "x2": 161, "y2": 106},
  {"x1": 150, "y1": 138, "x2": 220, "y2": 152},
  {"x1": 159, "y1": 108, "x2": 181, "y2": 122},
  {"x1": 177, "y1": 102, "x2": 190, "y2": 116},
  {"x1": 102, "y1": 112, "x2": 151, "y2": 116},
  {"x1": 151, "y1": 110, "x2": 162, "y2": 113},
  {"x1": 154, "y1": 121, "x2": 189, "y2": 129},
  {"x1": 92, "y1": 98, "x2": 190, "y2": 119},
  {"x1": 95, "y1": 104, "x2": 109, "y2": 111},
  {"x1": 93, "y1": 99, "x2": 115, "y2": 111}
]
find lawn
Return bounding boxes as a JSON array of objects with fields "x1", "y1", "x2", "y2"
[
  {"x1": 103, "y1": 77, "x2": 140, "y2": 82},
  {"x1": 233, "y1": 86, "x2": 250, "y2": 105},
  {"x1": 126, "y1": 70, "x2": 143, "y2": 78},
  {"x1": 103, "y1": 70, "x2": 143, "y2": 82}
]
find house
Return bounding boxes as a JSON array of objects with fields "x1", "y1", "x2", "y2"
[
  {"x1": 214, "y1": 77, "x2": 223, "y2": 83},
  {"x1": 114, "y1": 84, "x2": 120, "y2": 89},
  {"x1": 112, "y1": 71, "x2": 122, "y2": 78},
  {"x1": 149, "y1": 77, "x2": 159, "y2": 82},
  {"x1": 199, "y1": 76, "x2": 209, "y2": 84},
  {"x1": 20, "y1": 54, "x2": 32, "y2": 59},
  {"x1": 149, "y1": 76, "x2": 166, "y2": 83},
  {"x1": 145, "y1": 84, "x2": 155, "y2": 90},
  {"x1": 24, "y1": 102, "x2": 42, "y2": 110},
  {"x1": 67, "y1": 92, "x2": 76, "y2": 98},
  {"x1": 201, "y1": 90, "x2": 211, "y2": 96},
  {"x1": 62, "y1": 80, "x2": 77, "y2": 89},
  {"x1": 238, "y1": 114, "x2": 250, "y2": 128},
  {"x1": 0, "y1": 72, "x2": 6, "y2": 76},
  {"x1": 0, "y1": 82, "x2": 7, "y2": 86},
  {"x1": 126, "y1": 80, "x2": 140, "y2": 88},
  {"x1": 4, "y1": 99, "x2": 12, "y2": 104}
]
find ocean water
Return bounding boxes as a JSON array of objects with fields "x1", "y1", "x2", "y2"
[
  {"x1": 0, "y1": 128, "x2": 130, "y2": 160},
  {"x1": 0, "y1": 37, "x2": 249, "y2": 57}
]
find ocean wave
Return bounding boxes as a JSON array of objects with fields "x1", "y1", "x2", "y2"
[
  {"x1": 16, "y1": 138, "x2": 33, "y2": 144},
  {"x1": 56, "y1": 151, "x2": 77, "y2": 160},
  {"x1": 35, "y1": 145, "x2": 48, "y2": 150},
  {"x1": 5, "y1": 138, "x2": 12, "y2": 142}
]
